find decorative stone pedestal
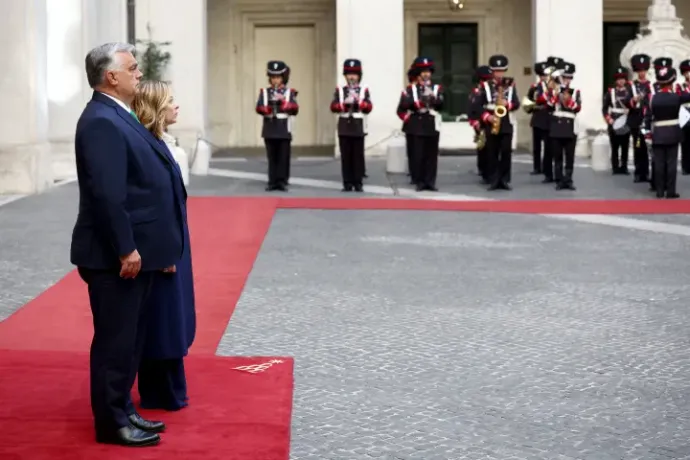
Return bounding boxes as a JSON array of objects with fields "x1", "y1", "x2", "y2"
[{"x1": 620, "y1": 0, "x2": 690, "y2": 77}]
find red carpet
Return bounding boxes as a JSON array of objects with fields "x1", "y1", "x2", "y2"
[
  {"x1": 0, "y1": 198, "x2": 290, "y2": 459},
  {"x1": 0, "y1": 198, "x2": 276, "y2": 353},
  {"x1": 0, "y1": 349, "x2": 293, "y2": 460}
]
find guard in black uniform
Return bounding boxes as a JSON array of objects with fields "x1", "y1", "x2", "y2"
[
  {"x1": 648, "y1": 57, "x2": 675, "y2": 191},
  {"x1": 603, "y1": 66, "x2": 633, "y2": 174},
  {"x1": 330, "y1": 59, "x2": 373, "y2": 192},
  {"x1": 541, "y1": 57, "x2": 565, "y2": 182},
  {"x1": 627, "y1": 54, "x2": 653, "y2": 182},
  {"x1": 525, "y1": 61, "x2": 550, "y2": 176},
  {"x1": 471, "y1": 54, "x2": 520, "y2": 190},
  {"x1": 396, "y1": 57, "x2": 444, "y2": 191},
  {"x1": 469, "y1": 65, "x2": 493, "y2": 183},
  {"x1": 679, "y1": 59, "x2": 690, "y2": 174},
  {"x1": 642, "y1": 66, "x2": 690, "y2": 198},
  {"x1": 544, "y1": 70, "x2": 581, "y2": 190},
  {"x1": 255, "y1": 61, "x2": 299, "y2": 191},
  {"x1": 399, "y1": 66, "x2": 417, "y2": 184}
]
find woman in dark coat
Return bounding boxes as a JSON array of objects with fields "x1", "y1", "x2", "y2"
[{"x1": 132, "y1": 80, "x2": 196, "y2": 410}]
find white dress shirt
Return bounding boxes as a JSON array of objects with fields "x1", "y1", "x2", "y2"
[{"x1": 99, "y1": 92, "x2": 131, "y2": 113}]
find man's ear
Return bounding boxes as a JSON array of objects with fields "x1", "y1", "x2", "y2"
[{"x1": 105, "y1": 70, "x2": 117, "y2": 86}]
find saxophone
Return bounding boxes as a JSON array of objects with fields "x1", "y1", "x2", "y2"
[{"x1": 491, "y1": 82, "x2": 507, "y2": 135}]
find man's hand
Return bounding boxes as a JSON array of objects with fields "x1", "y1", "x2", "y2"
[
  {"x1": 162, "y1": 265, "x2": 176, "y2": 273},
  {"x1": 119, "y1": 250, "x2": 141, "y2": 279}
]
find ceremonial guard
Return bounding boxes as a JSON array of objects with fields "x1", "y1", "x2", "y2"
[
  {"x1": 648, "y1": 57, "x2": 675, "y2": 191},
  {"x1": 396, "y1": 57, "x2": 444, "y2": 191},
  {"x1": 399, "y1": 66, "x2": 417, "y2": 184},
  {"x1": 471, "y1": 54, "x2": 520, "y2": 190},
  {"x1": 602, "y1": 66, "x2": 634, "y2": 174},
  {"x1": 330, "y1": 59, "x2": 373, "y2": 192},
  {"x1": 544, "y1": 62, "x2": 581, "y2": 190},
  {"x1": 255, "y1": 60, "x2": 299, "y2": 191},
  {"x1": 642, "y1": 65, "x2": 690, "y2": 198},
  {"x1": 524, "y1": 61, "x2": 550, "y2": 176},
  {"x1": 627, "y1": 54, "x2": 654, "y2": 183},
  {"x1": 679, "y1": 59, "x2": 690, "y2": 174},
  {"x1": 468, "y1": 65, "x2": 493, "y2": 183}
]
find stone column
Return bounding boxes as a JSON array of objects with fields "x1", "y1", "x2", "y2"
[
  {"x1": 135, "y1": 0, "x2": 207, "y2": 158},
  {"x1": 0, "y1": 0, "x2": 52, "y2": 194},
  {"x1": 46, "y1": 0, "x2": 128, "y2": 181},
  {"x1": 336, "y1": 0, "x2": 405, "y2": 156},
  {"x1": 532, "y1": 0, "x2": 605, "y2": 156}
]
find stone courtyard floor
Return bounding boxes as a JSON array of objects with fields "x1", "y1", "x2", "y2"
[{"x1": 3, "y1": 154, "x2": 690, "y2": 459}]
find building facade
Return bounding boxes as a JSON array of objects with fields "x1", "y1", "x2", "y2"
[{"x1": 2, "y1": 0, "x2": 690, "y2": 194}]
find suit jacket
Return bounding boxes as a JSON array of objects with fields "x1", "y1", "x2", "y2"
[{"x1": 70, "y1": 91, "x2": 185, "y2": 271}]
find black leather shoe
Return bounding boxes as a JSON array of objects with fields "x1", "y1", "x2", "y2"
[
  {"x1": 541, "y1": 178, "x2": 554, "y2": 184},
  {"x1": 342, "y1": 184, "x2": 353, "y2": 192},
  {"x1": 666, "y1": 192, "x2": 680, "y2": 199},
  {"x1": 128, "y1": 413, "x2": 165, "y2": 433},
  {"x1": 96, "y1": 425, "x2": 160, "y2": 447},
  {"x1": 415, "y1": 184, "x2": 425, "y2": 191},
  {"x1": 487, "y1": 184, "x2": 500, "y2": 191},
  {"x1": 354, "y1": 184, "x2": 364, "y2": 192}
]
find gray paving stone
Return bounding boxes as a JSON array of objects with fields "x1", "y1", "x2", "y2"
[
  {"x1": 2, "y1": 161, "x2": 690, "y2": 459},
  {"x1": 217, "y1": 210, "x2": 690, "y2": 460}
]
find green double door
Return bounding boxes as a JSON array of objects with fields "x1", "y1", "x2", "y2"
[{"x1": 418, "y1": 23, "x2": 478, "y2": 121}]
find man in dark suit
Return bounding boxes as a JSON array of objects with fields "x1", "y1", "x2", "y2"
[{"x1": 71, "y1": 42, "x2": 185, "y2": 447}]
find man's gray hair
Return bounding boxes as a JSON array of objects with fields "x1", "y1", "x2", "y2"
[{"x1": 85, "y1": 42, "x2": 136, "y2": 88}]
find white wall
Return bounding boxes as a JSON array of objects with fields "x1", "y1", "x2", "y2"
[
  {"x1": 135, "y1": 0, "x2": 208, "y2": 152},
  {"x1": 0, "y1": 0, "x2": 51, "y2": 194}
]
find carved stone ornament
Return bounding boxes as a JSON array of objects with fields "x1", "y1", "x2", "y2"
[{"x1": 620, "y1": 0, "x2": 690, "y2": 81}]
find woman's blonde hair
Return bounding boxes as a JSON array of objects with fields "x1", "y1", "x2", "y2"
[{"x1": 132, "y1": 80, "x2": 171, "y2": 139}]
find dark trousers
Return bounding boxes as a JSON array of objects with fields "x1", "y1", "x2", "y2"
[
  {"x1": 78, "y1": 267, "x2": 154, "y2": 432},
  {"x1": 339, "y1": 136, "x2": 365, "y2": 186},
  {"x1": 550, "y1": 137, "x2": 576, "y2": 184},
  {"x1": 682, "y1": 128, "x2": 690, "y2": 173},
  {"x1": 487, "y1": 133, "x2": 512, "y2": 185},
  {"x1": 405, "y1": 133, "x2": 415, "y2": 182},
  {"x1": 264, "y1": 139, "x2": 291, "y2": 186},
  {"x1": 631, "y1": 127, "x2": 649, "y2": 179},
  {"x1": 532, "y1": 127, "x2": 548, "y2": 173},
  {"x1": 653, "y1": 144, "x2": 679, "y2": 195},
  {"x1": 542, "y1": 133, "x2": 553, "y2": 180},
  {"x1": 608, "y1": 128, "x2": 630, "y2": 171},
  {"x1": 410, "y1": 134, "x2": 440, "y2": 187},
  {"x1": 138, "y1": 358, "x2": 188, "y2": 411},
  {"x1": 477, "y1": 146, "x2": 489, "y2": 182}
]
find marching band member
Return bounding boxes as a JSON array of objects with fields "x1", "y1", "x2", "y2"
[
  {"x1": 469, "y1": 65, "x2": 493, "y2": 183},
  {"x1": 628, "y1": 54, "x2": 653, "y2": 183},
  {"x1": 255, "y1": 60, "x2": 299, "y2": 192},
  {"x1": 642, "y1": 65, "x2": 690, "y2": 198},
  {"x1": 525, "y1": 61, "x2": 549, "y2": 176},
  {"x1": 472, "y1": 54, "x2": 520, "y2": 191},
  {"x1": 539, "y1": 56, "x2": 565, "y2": 183},
  {"x1": 330, "y1": 59, "x2": 373, "y2": 192},
  {"x1": 679, "y1": 59, "x2": 690, "y2": 175},
  {"x1": 648, "y1": 57, "x2": 675, "y2": 191},
  {"x1": 396, "y1": 57, "x2": 444, "y2": 191},
  {"x1": 603, "y1": 66, "x2": 634, "y2": 175},
  {"x1": 400, "y1": 66, "x2": 417, "y2": 184},
  {"x1": 545, "y1": 62, "x2": 581, "y2": 190}
]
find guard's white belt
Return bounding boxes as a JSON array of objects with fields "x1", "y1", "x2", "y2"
[
  {"x1": 265, "y1": 113, "x2": 288, "y2": 119},
  {"x1": 609, "y1": 108, "x2": 626, "y2": 114},
  {"x1": 339, "y1": 113, "x2": 364, "y2": 119},
  {"x1": 552, "y1": 111, "x2": 576, "y2": 119},
  {"x1": 484, "y1": 104, "x2": 496, "y2": 110},
  {"x1": 653, "y1": 119, "x2": 678, "y2": 127}
]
